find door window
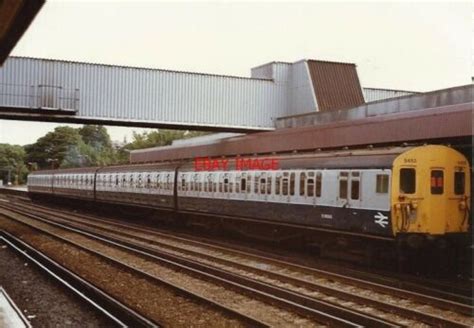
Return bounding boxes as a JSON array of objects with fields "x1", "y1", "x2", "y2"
[
  {"x1": 339, "y1": 172, "x2": 348, "y2": 199},
  {"x1": 376, "y1": 174, "x2": 389, "y2": 193},
  {"x1": 400, "y1": 168, "x2": 416, "y2": 194}
]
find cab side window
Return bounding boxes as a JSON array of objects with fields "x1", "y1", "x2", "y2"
[
  {"x1": 454, "y1": 171, "x2": 465, "y2": 195},
  {"x1": 400, "y1": 168, "x2": 416, "y2": 194}
]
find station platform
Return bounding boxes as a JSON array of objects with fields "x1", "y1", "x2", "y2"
[
  {"x1": 0, "y1": 186, "x2": 28, "y2": 196},
  {"x1": 0, "y1": 288, "x2": 31, "y2": 328}
]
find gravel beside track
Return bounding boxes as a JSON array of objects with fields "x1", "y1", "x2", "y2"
[
  {"x1": 2, "y1": 200, "x2": 473, "y2": 327},
  {"x1": 0, "y1": 218, "x2": 263, "y2": 327},
  {"x1": 0, "y1": 209, "x2": 334, "y2": 327},
  {"x1": 0, "y1": 238, "x2": 114, "y2": 327},
  {"x1": 12, "y1": 201, "x2": 473, "y2": 327}
]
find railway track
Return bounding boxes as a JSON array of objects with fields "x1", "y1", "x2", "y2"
[
  {"x1": 1, "y1": 201, "x2": 473, "y2": 327},
  {"x1": 13, "y1": 195, "x2": 472, "y2": 301},
  {"x1": 0, "y1": 230, "x2": 158, "y2": 328},
  {"x1": 5, "y1": 196, "x2": 473, "y2": 305},
  {"x1": 0, "y1": 203, "x2": 393, "y2": 327},
  {"x1": 11, "y1": 198, "x2": 473, "y2": 302}
]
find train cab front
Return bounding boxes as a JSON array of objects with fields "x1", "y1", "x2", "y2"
[{"x1": 391, "y1": 145, "x2": 471, "y2": 250}]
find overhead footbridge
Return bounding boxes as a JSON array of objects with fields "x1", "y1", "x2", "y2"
[{"x1": 0, "y1": 56, "x2": 405, "y2": 132}]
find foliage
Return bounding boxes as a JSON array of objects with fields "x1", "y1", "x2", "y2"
[
  {"x1": 115, "y1": 129, "x2": 209, "y2": 164},
  {"x1": 24, "y1": 126, "x2": 83, "y2": 169},
  {"x1": 0, "y1": 143, "x2": 28, "y2": 184},
  {"x1": 78, "y1": 125, "x2": 112, "y2": 149},
  {"x1": 125, "y1": 129, "x2": 209, "y2": 150},
  {"x1": 3, "y1": 125, "x2": 210, "y2": 184}
]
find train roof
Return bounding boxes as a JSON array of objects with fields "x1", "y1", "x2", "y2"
[{"x1": 29, "y1": 146, "x2": 416, "y2": 175}]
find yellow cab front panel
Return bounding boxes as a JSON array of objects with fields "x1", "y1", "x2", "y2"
[{"x1": 391, "y1": 145, "x2": 470, "y2": 237}]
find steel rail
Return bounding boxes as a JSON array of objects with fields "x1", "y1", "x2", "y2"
[
  {"x1": 27, "y1": 211, "x2": 471, "y2": 327},
  {"x1": 15, "y1": 205, "x2": 474, "y2": 328},
  {"x1": 0, "y1": 205, "x2": 391, "y2": 328},
  {"x1": 16, "y1": 200, "x2": 473, "y2": 311},
  {"x1": 12, "y1": 195, "x2": 472, "y2": 300},
  {"x1": 0, "y1": 215, "x2": 271, "y2": 328},
  {"x1": 0, "y1": 230, "x2": 159, "y2": 328}
]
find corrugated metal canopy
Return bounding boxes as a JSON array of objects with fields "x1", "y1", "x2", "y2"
[
  {"x1": 307, "y1": 60, "x2": 365, "y2": 111},
  {"x1": 130, "y1": 101, "x2": 472, "y2": 164}
]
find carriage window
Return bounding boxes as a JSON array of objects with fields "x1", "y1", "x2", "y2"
[
  {"x1": 430, "y1": 170, "x2": 443, "y2": 195},
  {"x1": 167, "y1": 174, "x2": 172, "y2": 190},
  {"x1": 224, "y1": 178, "x2": 229, "y2": 193},
  {"x1": 115, "y1": 175, "x2": 119, "y2": 186},
  {"x1": 339, "y1": 172, "x2": 348, "y2": 199},
  {"x1": 246, "y1": 175, "x2": 251, "y2": 193},
  {"x1": 267, "y1": 176, "x2": 272, "y2": 195},
  {"x1": 351, "y1": 180, "x2": 360, "y2": 200},
  {"x1": 316, "y1": 172, "x2": 322, "y2": 197},
  {"x1": 193, "y1": 176, "x2": 197, "y2": 191},
  {"x1": 138, "y1": 174, "x2": 142, "y2": 188},
  {"x1": 400, "y1": 168, "x2": 416, "y2": 194},
  {"x1": 181, "y1": 178, "x2": 186, "y2": 191},
  {"x1": 254, "y1": 175, "x2": 259, "y2": 194},
  {"x1": 290, "y1": 173, "x2": 295, "y2": 196},
  {"x1": 240, "y1": 177, "x2": 246, "y2": 193},
  {"x1": 282, "y1": 178, "x2": 289, "y2": 196},
  {"x1": 307, "y1": 178, "x2": 315, "y2": 197},
  {"x1": 275, "y1": 176, "x2": 281, "y2": 195},
  {"x1": 260, "y1": 178, "x2": 266, "y2": 194},
  {"x1": 376, "y1": 174, "x2": 389, "y2": 193},
  {"x1": 454, "y1": 171, "x2": 465, "y2": 195},
  {"x1": 300, "y1": 172, "x2": 306, "y2": 196},
  {"x1": 147, "y1": 174, "x2": 151, "y2": 188}
]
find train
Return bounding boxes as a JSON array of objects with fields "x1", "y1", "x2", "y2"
[{"x1": 27, "y1": 145, "x2": 471, "y2": 256}]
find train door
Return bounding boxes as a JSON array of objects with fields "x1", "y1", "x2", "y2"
[
  {"x1": 430, "y1": 165, "x2": 469, "y2": 234},
  {"x1": 337, "y1": 171, "x2": 349, "y2": 207},
  {"x1": 337, "y1": 171, "x2": 361, "y2": 208},
  {"x1": 392, "y1": 165, "x2": 421, "y2": 233},
  {"x1": 428, "y1": 168, "x2": 446, "y2": 234},
  {"x1": 348, "y1": 171, "x2": 362, "y2": 208},
  {"x1": 450, "y1": 166, "x2": 470, "y2": 232}
]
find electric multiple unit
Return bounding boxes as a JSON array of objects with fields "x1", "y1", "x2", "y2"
[{"x1": 28, "y1": 145, "x2": 471, "y2": 247}]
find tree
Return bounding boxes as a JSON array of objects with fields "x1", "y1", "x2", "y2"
[
  {"x1": 124, "y1": 129, "x2": 209, "y2": 150},
  {"x1": 114, "y1": 129, "x2": 209, "y2": 164},
  {"x1": 24, "y1": 126, "x2": 83, "y2": 169},
  {"x1": 77, "y1": 125, "x2": 117, "y2": 167},
  {"x1": 0, "y1": 144, "x2": 27, "y2": 184},
  {"x1": 78, "y1": 125, "x2": 112, "y2": 149},
  {"x1": 24, "y1": 125, "x2": 120, "y2": 169}
]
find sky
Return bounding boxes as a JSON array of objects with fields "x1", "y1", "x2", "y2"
[{"x1": 0, "y1": 0, "x2": 472, "y2": 146}]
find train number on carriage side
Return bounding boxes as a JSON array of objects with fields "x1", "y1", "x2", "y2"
[{"x1": 403, "y1": 158, "x2": 417, "y2": 164}]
